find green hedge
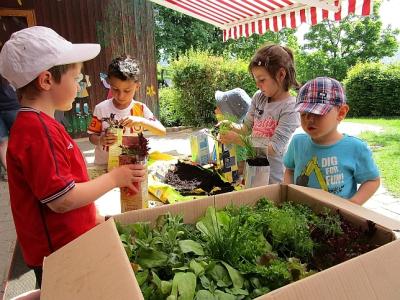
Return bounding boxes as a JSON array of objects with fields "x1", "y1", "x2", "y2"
[
  {"x1": 167, "y1": 51, "x2": 256, "y2": 127},
  {"x1": 159, "y1": 87, "x2": 182, "y2": 127},
  {"x1": 344, "y1": 62, "x2": 400, "y2": 117}
]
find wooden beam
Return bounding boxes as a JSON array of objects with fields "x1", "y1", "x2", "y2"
[{"x1": 0, "y1": 8, "x2": 37, "y2": 26}]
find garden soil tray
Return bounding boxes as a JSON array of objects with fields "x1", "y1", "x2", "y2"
[{"x1": 40, "y1": 184, "x2": 400, "y2": 300}]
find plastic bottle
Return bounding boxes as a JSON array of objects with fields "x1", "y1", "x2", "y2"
[
  {"x1": 66, "y1": 115, "x2": 74, "y2": 135},
  {"x1": 79, "y1": 103, "x2": 88, "y2": 133},
  {"x1": 73, "y1": 103, "x2": 81, "y2": 137},
  {"x1": 83, "y1": 102, "x2": 92, "y2": 131}
]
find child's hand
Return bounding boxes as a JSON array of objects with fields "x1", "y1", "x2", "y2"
[
  {"x1": 110, "y1": 164, "x2": 146, "y2": 192},
  {"x1": 100, "y1": 131, "x2": 117, "y2": 146},
  {"x1": 120, "y1": 116, "x2": 146, "y2": 129},
  {"x1": 216, "y1": 120, "x2": 234, "y2": 130},
  {"x1": 95, "y1": 212, "x2": 105, "y2": 225},
  {"x1": 218, "y1": 131, "x2": 240, "y2": 145}
]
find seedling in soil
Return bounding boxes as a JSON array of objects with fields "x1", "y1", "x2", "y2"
[
  {"x1": 241, "y1": 134, "x2": 269, "y2": 166},
  {"x1": 211, "y1": 114, "x2": 239, "y2": 140},
  {"x1": 120, "y1": 133, "x2": 150, "y2": 158},
  {"x1": 102, "y1": 113, "x2": 123, "y2": 130}
]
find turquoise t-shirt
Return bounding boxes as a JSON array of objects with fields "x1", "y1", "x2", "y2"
[{"x1": 283, "y1": 134, "x2": 379, "y2": 199}]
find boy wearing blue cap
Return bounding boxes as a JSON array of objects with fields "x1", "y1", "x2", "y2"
[
  {"x1": 215, "y1": 88, "x2": 251, "y2": 123},
  {"x1": 284, "y1": 77, "x2": 380, "y2": 204},
  {"x1": 214, "y1": 88, "x2": 251, "y2": 169}
]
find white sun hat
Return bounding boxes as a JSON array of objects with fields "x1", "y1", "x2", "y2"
[{"x1": 0, "y1": 26, "x2": 101, "y2": 89}]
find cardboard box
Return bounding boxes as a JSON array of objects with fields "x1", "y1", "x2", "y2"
[
  {"x1": 107, "y1": 127, "x2": 123, "y2": 171},
  {"x1": 120, "y1": 166, "x2": 148, "y2": 212},
  {"x1": 41, "y1": 185, "x2": 400, "y2": 300}
]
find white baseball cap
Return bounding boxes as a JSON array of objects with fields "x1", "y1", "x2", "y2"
[{"x1": 0, "y1": 26, "x2": 101, "y2": 89}]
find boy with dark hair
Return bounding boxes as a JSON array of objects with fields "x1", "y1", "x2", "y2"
[
  {"x1": 284, "y1": 77, "x2": 380, "y2": 204},
  {"x1": 0, "y1": 26, "x2": 146, "y2": 287},
  {"x1": 88, "y1": 55, "x2": 165, "y2": 165}
]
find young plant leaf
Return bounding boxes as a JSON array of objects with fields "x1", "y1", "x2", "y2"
[
  {"x1": 170, "y1": 272, "x2": 197, "y2": 300},
  {"x1": 151, "y1": 271, "x2": 162, "y2": 289},
  {"x1": 189, "y1": 260, "x2": 205, "y2": 276},
  {"x1": 214, "y1": 290, "x2": 236, "y2": 300},
  {"x1": 161, "y1": 280, "x2": 173, "y2": 295},
  {"x1": 136, "y1": 270, "x2": 149, "y2": 286},
  {"x1": 179, "y1": 240, "x2": 205, "y2": 256},
  {"x1": 220, "y1": 261, "x2": 244, "y2": 289},
  {"x1": 196, "y1": 290, "x2": 216, "y2": 300},
  {"x1": 137, "y1": 249, "x2": 168, "y2": 268},
  {"x1": 208, "y1": 264, "x2": 232, "y2": 287},
  {"x1": 199, "y1": 275, "x2": 211, "y2": 290}
]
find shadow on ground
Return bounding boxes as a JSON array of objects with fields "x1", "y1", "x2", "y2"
[{"x1": 4, "y1": 243, "x2": 36, "y2": 299}]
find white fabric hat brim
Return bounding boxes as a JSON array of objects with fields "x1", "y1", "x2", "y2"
[
  {"x1": 215, "y1": 90, "x2": 224, "y2": 102},
  {"x1": 56, "y1": 43, "x2": 101, "y2": 66}
]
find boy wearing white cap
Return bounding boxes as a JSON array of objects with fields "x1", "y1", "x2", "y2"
[
  {"x1": 284, "y1": 77, "x2": 380, "y2": 204},
  {"x1": 214, "y1": 88, "x2": 251, "y2": 170},
  {"x1": 0, "y1": 26, "x2": 145, "y2": 287}
]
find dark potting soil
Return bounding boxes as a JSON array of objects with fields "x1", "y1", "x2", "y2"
[
  {"x1": 164, "y1": 161, "x2": 234, "y2": 196},
  {"x1": 309, "y1": 214, "x2": 378, "y2": 271},
  {"x1": 246, "y1": 157, "x2": 270, "y2": 167}
]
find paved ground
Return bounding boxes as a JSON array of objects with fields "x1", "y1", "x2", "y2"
[
  {"x1": 0, "y1": 180, "x2": 16, "y2": 299},
  {"x1": 1, "y1": 122, "x2": 399, "y2": 298}
]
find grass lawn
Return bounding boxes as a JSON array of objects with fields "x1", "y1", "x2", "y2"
[{"x1": 346, "y1": 118, "x2": 400, "y2": 197}]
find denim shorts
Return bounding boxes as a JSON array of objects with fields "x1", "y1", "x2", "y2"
[{"x1": 0, "y1": 109, "x2": 18, "y2": 142}]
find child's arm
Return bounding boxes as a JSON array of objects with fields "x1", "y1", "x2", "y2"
[
  {"x1": 217, "y1": 122, "x2": 251, "y2": 145},
  {"x1": 283, "y1": 139, "x2": 296, "y2": 184},
  {"x1": 88, "y1": 131, "x2": 117, "y2": 147},
  {"x1": 121, "y1": 103, "x2": 166, "y2": 136},
  {"x1": 121, "y1": 116, "x2": 166, "y2": 136},
  {"x1": 95, "y1": 209, "x2": 105, "y2": 224},
  {"x1": 349, "y1": 177, "x2": 380, "y2": 205},
  {"x1": 284, "y1": 169, "x2": 294, "y2": 184},
  {"x1": 351, "y1": 142, "x2": 381, "y2": 205},
  {"x1": 87, "y1": 107, "x2": 118, "y2": 145},
  {"x1": 266, "y1": 106, "x2": 300, "y2": 157},
  {"x1": 47, "y1": 164, "x2": 145, "y2": 213}
]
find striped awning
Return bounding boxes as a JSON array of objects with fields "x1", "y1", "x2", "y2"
[{"x1": 150, "y1": 0, "x2": 373, "y2": 41}]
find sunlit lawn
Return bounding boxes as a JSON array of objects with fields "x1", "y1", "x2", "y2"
[{"x1": 346, "y1": 118, "x2": 400, "y2": 197}]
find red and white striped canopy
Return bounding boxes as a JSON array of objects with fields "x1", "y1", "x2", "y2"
[{"x1": 150, "y1": 0, "x2": 373, "y2": 41}]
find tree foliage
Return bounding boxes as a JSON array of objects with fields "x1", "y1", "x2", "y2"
[
  {"x1": 154, "y1": 5, "x2": 224, "y2": 62},
  {"x1": 154, "y1": 4, "x2": 298, "y2": 62},
  {"x1": 344, "y1": 62, "x2": 400, "y2": 117},
  {"x1": 154, "y1": 1, "x2": 399, "y2": 85},
  {"x1": 297, "y1": 1, "x2": 399, "y2": 82},
  {"x1": 224, "y1": 29, "x2": 299, "y2": 60}
]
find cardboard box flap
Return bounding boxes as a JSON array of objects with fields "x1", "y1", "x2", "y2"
[
  {"x1": 41, "y1": 219, "x2": 142, "y2": 300},
  {"x1": 263, "y1": 239, "x2": 400, "y2": 300},
  {"x1": 288, "y1": 184, "x2": 400, "y2": 231}
]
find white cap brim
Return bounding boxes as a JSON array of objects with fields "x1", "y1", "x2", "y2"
[
  {"x1": 215, "y1": 90, "x2": 224, "y2": 102},
  {"x1": 56, "y1": 43, "x2": 101, "y2": 66}
]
